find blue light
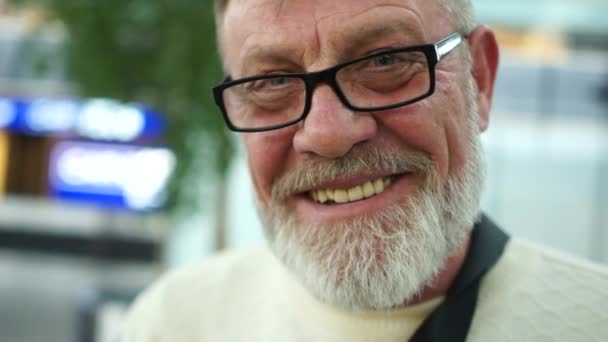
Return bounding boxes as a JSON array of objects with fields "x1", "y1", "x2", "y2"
[
  {"x1": 24, "y1": 98, "x2": 79, "y2": 134},
  {"x1": 0, "y1": 97, "x2": 16, "y2": 129},
  {"x1": 49, "y1": 141, "x2": 175, "y2": 211},
  {"x1": 0, "y1": 97, "x2": 166, "y2": 141}
]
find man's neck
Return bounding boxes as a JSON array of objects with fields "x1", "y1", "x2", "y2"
[{"x1": 405, "y1": 233, "x2": 472, "y2": 306}]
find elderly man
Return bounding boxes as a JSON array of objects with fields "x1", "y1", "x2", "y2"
[{"x1": 123, "y1": 0, "x2": 608, "y2": 341}]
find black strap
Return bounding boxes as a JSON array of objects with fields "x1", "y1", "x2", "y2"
[{"x1": 409, "y1": 214, "x2": 509, "y2": 342}]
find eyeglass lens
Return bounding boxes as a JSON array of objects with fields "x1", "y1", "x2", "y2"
[{"x1": 337, "y1": 50, "x2": 430, "y2": 108}]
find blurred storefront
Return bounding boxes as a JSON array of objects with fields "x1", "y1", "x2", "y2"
[{"x1": 0, "y1": 4, "x2": 173, "y2": 342}]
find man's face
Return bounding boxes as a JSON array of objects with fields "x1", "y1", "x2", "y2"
[{"x1": 220, "y1": 0, "x2": 494, "y2": 309}]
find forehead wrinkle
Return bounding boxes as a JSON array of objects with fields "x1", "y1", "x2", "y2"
[
  {"x1": 311, "y1": 4, "x2": 426, "y2": 65},
  {"x1": 237, "y1": 27, "x2": 319, "y2": 75},
  {"x1": 256, "y1": 0, "x2": 323, "y2": 68},
  {"x1": 223, "y1": 0, "x2": 299, "y2": 67},
  {"x1": 225, "y1": 0, "x2": 432, "y2": 74}
]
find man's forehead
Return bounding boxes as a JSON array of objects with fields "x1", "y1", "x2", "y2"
[
  {"x1": 223, "y1": 0, "x2": 435, "y2": 29},
  {"x1": 221, "y1": 0, "x2": 444, "y2": 71}
]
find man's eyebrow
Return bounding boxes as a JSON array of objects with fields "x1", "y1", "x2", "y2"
[
  {"x1": 239, "y1": 45, "x2": 302, "y2": 75},
  {"x1": 340, "y1": 21, "x2": 422, "y2": 58}
]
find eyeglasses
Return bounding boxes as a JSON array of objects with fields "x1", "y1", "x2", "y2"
[{"x1": 213, "y1": 32, "x2": 466, "y2": 132}]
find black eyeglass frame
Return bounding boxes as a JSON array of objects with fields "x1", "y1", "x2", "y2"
[{"x1": 213, "y1": 32, "x2": 466, "y2": 132}]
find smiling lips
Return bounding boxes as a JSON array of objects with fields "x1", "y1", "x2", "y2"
[{"x1": 308, "y1": 177, "x2": 394, "y2": 204}]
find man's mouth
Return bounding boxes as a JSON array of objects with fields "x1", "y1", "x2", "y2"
[{"x1": 308, "y1": 176, "x2": 395, "y2": 205}]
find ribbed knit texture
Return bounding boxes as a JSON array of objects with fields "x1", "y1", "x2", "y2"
[{"x1": 123, "y1": 239, "x2": 608, "y2": 342}]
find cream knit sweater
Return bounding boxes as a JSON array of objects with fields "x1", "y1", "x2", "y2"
[{"x1": 123, "y1": 239, "x2": 608, "y2": 341}]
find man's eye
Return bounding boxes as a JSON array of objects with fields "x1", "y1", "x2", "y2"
[
  {"x1": 250, "y1": 77, "x2": 292, "y2": 91},
  {"x1": 269, "y1": 77, "x2": 290, "y2": 86},
  {"x1": 372, "y1": 54, "x2": 398, "y2": 67}
]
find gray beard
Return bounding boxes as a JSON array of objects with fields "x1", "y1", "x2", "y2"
[{"x1": 259, "y1": 105, "x2": 485, "y2": 310}]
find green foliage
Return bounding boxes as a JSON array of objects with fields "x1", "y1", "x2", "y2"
[{"x1": 10, "y1": 0, "x2": 233, "y2": 211}]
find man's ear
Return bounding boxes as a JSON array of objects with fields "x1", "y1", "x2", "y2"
[{"x1": 467, "y1": 26, "x2": 499, "y2": 132}]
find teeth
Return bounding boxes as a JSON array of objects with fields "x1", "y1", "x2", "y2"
[
  {"x1": 333, "y1": 189, "x2": 349, "y2": 203},
  {"x1": 348, "y1": 186, "x2": 364, "y2": 202},
  {"x1": 373, "y1": 178, "x2": 384, "y2": 193},
  {"x1": 363, "y1": 181, "x2": 375, "y2": 198},
  {"x1": 309, "y1": 177, "x2": 393, "y2": 204},
  {"x1": 318, "y1": 190, "x2": 328, "y2": 203}
]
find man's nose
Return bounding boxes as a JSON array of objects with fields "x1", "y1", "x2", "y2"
[{"x1": 293, "y1": 85, "x2": 377, "y2": 158}]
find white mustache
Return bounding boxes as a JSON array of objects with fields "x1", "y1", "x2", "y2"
[{"x1": 271, "y1": 144, "x2": 434, "y2": 201}]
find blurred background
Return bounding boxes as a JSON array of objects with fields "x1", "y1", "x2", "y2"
[{"x1": 0, "y1": 0, "x2": 607, "y2": 341}]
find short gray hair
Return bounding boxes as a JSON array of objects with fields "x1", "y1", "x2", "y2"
[{"x1": 440, "y1": 0, "x2": 476, "y2": 33}]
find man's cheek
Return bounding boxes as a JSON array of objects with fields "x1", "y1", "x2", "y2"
[{"x1": 244, "y1": 140, "x2": 289, "y2": 203}]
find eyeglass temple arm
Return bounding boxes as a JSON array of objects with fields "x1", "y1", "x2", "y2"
[{"x1": 435, "y1": 32, "x2": 465, "y2": 61}]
